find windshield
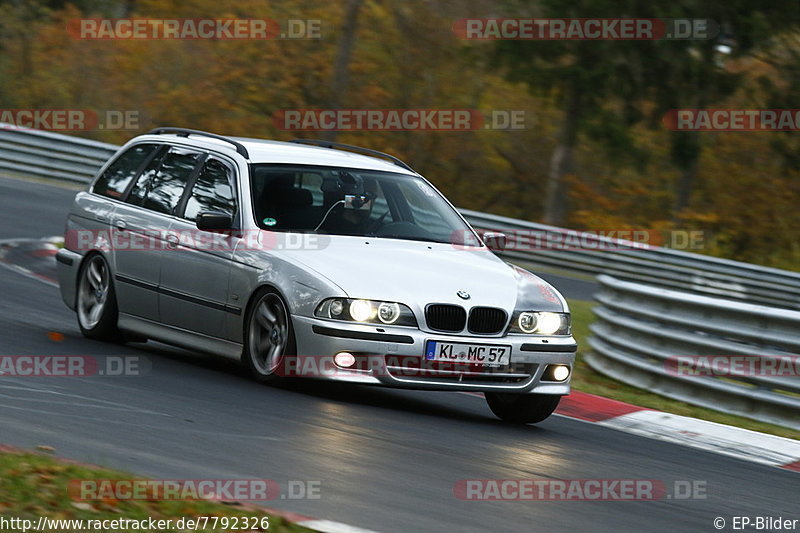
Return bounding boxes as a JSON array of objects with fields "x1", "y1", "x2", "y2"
[{"x1": 250, "y1": 164, "x2": 479, "y2": 246}]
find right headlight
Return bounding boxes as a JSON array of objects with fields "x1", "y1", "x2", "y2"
[
  {"x1": 509, "y1": 311, "x2": 570, "y2": 335},
  {"x1": 314, "y1": 298, "x2": 418, "y2": 327}
]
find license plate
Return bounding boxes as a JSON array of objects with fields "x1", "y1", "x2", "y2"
[{"x1": 425, "y1": 340, "x2": 511, "y2": 366}]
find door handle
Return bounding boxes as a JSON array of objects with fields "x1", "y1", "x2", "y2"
[
  {"x1": 165, "y1": 234, "x2": 180, "y2": 248},
  {"x1": 114, "y1": 220, "x2": 127, "y2": 231}
]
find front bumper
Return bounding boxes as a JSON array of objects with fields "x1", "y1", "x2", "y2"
[{"x1": 292, "y1": 315, "x2": 576, "y2": 393}]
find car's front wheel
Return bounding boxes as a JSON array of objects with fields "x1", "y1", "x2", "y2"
[
  {"x1": 243, "y1": 289, "x2": 296, "y2": 383},
  {"x1": 76, "y1": 254, "x2": 121, "y2": 341},
  {"x1": 485, "y1": 392, "x2": 561, "y2": 423}
]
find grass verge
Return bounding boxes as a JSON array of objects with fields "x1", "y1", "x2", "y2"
[
  {"x1": 0, "y1": 449, "x2": 313, "y2": 533},
  {"x1": 567, "y1": 298, "x2": 800, "y2": 441}
]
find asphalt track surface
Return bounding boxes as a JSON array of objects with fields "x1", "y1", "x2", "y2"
[{"x1": 0, "y1": 175, "x2": 796, "y2": 533}]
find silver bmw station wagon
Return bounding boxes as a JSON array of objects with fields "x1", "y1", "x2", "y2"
[{"x1": 57, "y1": 128, "x2": 577, "y2": 423}]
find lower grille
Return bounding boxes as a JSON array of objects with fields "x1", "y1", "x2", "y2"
[
  {"x1": 425, "y1": 304, "x2": 467, "y2": 332},
  {"x1": 384, "y1": 355, "x2": 536, "y2": 385},
  {"x1": 468, "y1": 307, "x2": 508, "y2": 334}
]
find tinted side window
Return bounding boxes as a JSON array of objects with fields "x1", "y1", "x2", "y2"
[
  {"x1": 184, "y1": 159, "x2": 236, "y2": 221},
  {"x1": 128, "y1": 147, "x2": 203, "y2": 215},
  {"x1": 93, "y1": 144, "x2": 157, "y2": 199}
]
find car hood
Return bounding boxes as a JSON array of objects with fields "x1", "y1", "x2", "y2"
[{"x1": 276, "y1": 234, "x2": 565, "y2": 313}]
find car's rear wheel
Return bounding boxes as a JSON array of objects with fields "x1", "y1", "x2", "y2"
[
  {"x1": 244, "y1": 289, "x2": 296, "y2": 383},
  {"x1": 485, "y1": 392, "x2": 561, "y2": 423},
  {"x1": 76, "y1": 254, "x2": 121, "y2": 341}
]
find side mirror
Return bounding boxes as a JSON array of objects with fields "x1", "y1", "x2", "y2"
[
  {"x1": 482, "y1": 231, "x2": 507, "y2": 251},
  {"x1": 196, "y1": 211, "x2": 233, "y2": 232}
]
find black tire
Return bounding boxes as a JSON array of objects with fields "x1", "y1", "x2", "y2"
[
  {"x1": 76, "y1": 254, "x2": 121, "y2": 341},
  {"x1": 485, "y1": 392, "x2": 561, "y2": 424},
  {"x1": 243, "y1": 288, "x2": 296, "y2": 384}
]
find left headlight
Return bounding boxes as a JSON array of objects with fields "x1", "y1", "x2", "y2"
[
  {"x1": 509, "y1": 311, "x2": 570, "y2": 335},
  {"x1": 314, "y1": 298, "x2": 418, "y2": 327}
]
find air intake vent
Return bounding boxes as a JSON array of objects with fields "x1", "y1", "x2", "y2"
[
  {"x1": 425, "y1": 304, "x2": 467, "y2": 332},
  {"x1": 468, "y1": 307, "x2": 508, "y2": 334}
]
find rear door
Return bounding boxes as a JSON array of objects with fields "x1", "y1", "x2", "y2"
[{"x1": 76, "y1": 143, "x2": 161, "y2": 255}]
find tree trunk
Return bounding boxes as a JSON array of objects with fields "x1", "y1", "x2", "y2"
[
  {"x1": 675, "y1": 156, "x2": 699, "y2": 214},
  {"x1": 671, "y1": 46, "x2": 713, "y2": 216},
  {"x1": 544, "y1": 79, "x2": 581, "y2": 225},
  {"x1": 671, "y1": 129, "x2": 701, "y2": 215},
  {"x1": 322, "y1": 0, "x2": 363, "y2": 142}
]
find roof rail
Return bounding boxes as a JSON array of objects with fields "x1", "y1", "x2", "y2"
[
  {"x1": 289, "y1": 139, "x2": 414, "y2": 172},
  {"x1": 147, "y1": 127, "x2": 250, "y2": 159}
]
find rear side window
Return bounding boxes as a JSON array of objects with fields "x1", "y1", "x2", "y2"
[
  {"x1": 128, "y1": 147, "x2": 204, "y2": 215},
  {"x1": 93, "y1": 144, "x2": 158, "y2": 199},
  {"x1": 184, "y1": 159, "x2": 236, "y2": 221}
]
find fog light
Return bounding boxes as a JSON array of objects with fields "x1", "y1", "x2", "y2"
[
  {"x1": 544, "y1": 364, "x2": 570, "y2": 382},
  {"x1": 334, "y1": 352, "x2": 356, "y2": 368},
  {"x1": 553, "y1": 365, "x2": 570, "y2": 381}
]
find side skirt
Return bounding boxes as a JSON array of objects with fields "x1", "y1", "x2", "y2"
[{"x1": 118, "y1": 313, "x2": 243, "y2": 362}]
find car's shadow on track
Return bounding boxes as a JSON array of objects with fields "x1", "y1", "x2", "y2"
[
  {"x1": 127, "y1": 339, "x2": 549, "y2": 433},
  {"x1": 276, "y1": 379, "x2": 550, "y2": 435}
]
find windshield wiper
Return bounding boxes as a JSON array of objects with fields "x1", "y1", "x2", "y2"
[{"x1": 377, "y1": 235, "x2": 444, "y2": 244}]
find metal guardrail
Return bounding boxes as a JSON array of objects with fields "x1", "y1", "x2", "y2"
[
  {"x1": 586, "y1": 275, "x2": 800, "y2": 429},
  {"x1": 0, "y1": 125, "x2": 117, "y2": 184}
]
